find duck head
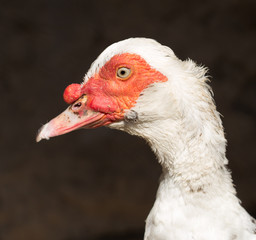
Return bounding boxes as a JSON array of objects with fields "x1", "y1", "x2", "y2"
[{"x1": 36, "y1": 38, "x2": 208, "y2": 142}]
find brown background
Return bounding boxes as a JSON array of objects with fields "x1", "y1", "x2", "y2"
[{"x1": 0, "y1": 0, "x2": 256, "y2": 239}]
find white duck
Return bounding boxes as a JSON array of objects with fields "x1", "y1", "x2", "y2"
[{"x1": 37, "y1": 38, "x2": 256, "y2": 240}]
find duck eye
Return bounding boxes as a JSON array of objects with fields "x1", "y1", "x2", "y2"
[{"x1": 117, "y1": 67, "x2": 131, "y2": 80}]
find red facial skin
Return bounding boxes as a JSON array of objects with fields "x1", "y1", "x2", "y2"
[
  {"x1": 63, "y1": 83, "x2": 82, "y2": 104},
  {"x1": 64, "y1": 53, "x2": 168, "y2": 125},
  {"x1": 36, "y1": 53, "x2": 168, "y2": 142}
]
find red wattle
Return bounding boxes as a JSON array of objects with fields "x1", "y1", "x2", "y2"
[{"x1": 63, "y1": 83, "x2": 82, "y2": 104}]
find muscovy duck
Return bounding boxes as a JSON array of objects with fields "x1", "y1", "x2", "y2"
[{"x1": 37, "y1": 38, "x2": 256, "y2": 240}]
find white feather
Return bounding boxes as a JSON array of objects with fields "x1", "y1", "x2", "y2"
[{"x1": 83, "y1": 38, "x2": 256, "y2": 240}]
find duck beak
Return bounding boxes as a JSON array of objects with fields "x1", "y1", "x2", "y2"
[{"x1": 36, "y1": 95, "x2": 108, "y2": 142}]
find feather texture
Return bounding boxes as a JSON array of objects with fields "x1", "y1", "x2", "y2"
[
  {"x1": 91, "y1": 38, "x2": 256, "y2": 240},
  {"x1": 37, "y1": 38, "x2": 256, "y2": 240}
]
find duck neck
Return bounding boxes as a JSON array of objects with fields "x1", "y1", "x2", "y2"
[{"x1": 140, "y1": 111, "x2": 236, "y2": 197}]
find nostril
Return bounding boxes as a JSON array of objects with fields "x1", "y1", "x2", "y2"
[
  {"x1": 74, "y1": 102, "x2": 82, "y2": 108},
  {"x1": 72, "y1": 102, "x2": 82, "y2": 112}
]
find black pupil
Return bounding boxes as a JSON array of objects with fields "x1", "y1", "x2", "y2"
[{"x1": 120, "y1": 70, "x2": 126, "y2": 76}]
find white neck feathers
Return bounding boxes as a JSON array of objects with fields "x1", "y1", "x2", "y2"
[{"x1": 119, "y1": 58, "x2": 235, "y2": 196}]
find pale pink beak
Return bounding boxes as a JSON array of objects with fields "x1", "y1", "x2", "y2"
[{"x1": 36, "y1": 95, "x2": 107, "y2": 142}]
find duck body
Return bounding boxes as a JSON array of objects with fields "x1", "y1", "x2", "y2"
[
  {"x1": 37, "y1": 38, "x2": 256, "y2": 240},
  {"x1": 145, "y1": 171, "x2": 255, "y2": 240}
]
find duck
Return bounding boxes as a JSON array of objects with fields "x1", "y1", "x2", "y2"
[{"x1": 36, "y1": 38, "x2": 256, "y2": 240}]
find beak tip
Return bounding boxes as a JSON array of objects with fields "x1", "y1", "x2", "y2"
[
  {"x1": 36, "y1": 136, "x2": 41, "y2": 142},
  {"x1": 36, "y1": 134, "x2": 44, "y2": 142},
  {"x1": 36, "y1": 123, "x2": 50, "y2": 142}
]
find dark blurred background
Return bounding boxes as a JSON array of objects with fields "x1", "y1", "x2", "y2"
[{"x1": 0, "y1": 0, "x2": 256, "y2": 239}]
